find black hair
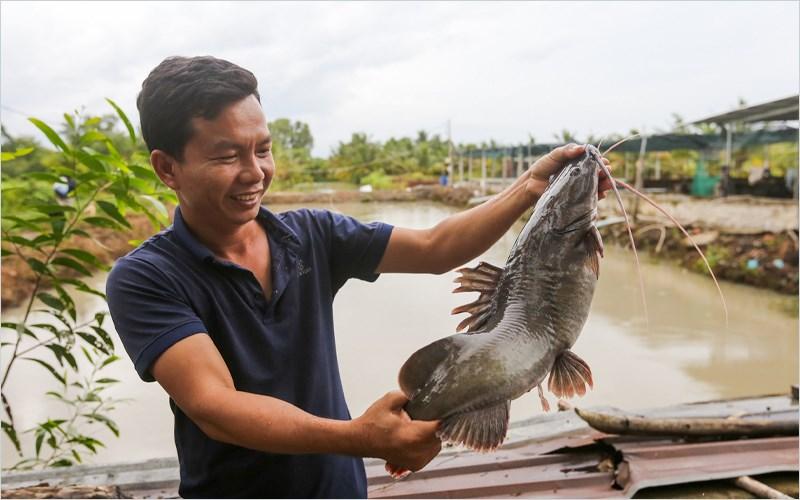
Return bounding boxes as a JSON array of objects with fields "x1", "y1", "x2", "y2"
[{"x1": 137, "y1": 56, "x2": 260, "y2": 160}]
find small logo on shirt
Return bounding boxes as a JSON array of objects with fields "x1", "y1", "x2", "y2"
[{"x1": 297, "y1": 259, "x2": 312, "y2": 277}]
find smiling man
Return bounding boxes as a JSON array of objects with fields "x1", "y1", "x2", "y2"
[{"x1": 106, "y1": 56, "x2": 611, "y2": 498}]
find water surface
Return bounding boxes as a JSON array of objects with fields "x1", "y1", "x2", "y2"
[{"x1": 2, "y1": 201, "x2": 797, "y2": 467}]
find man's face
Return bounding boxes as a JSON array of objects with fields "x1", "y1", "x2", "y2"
[{"x1": 171, "y1": 95, "x2": 275, "y2": 228}]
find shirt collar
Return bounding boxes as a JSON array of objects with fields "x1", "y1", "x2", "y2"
[{"x1": 172, "y1": 205, "x2": 301, "y2": 263}]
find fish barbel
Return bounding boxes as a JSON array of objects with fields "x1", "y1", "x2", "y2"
[{"x1": 398, "y1": 146, "x2": 604, "y2": 452}]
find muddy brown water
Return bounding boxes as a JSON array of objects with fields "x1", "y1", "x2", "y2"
[{"x1": 2, "y1": 201, "x2": 797, "y2": 467}]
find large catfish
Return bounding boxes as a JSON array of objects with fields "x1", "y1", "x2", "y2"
[{"x1": 399, "y1": 146, "x2": 604, "y2": 452}]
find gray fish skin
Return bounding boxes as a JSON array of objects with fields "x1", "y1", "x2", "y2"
[{"x1": 399, "y1": 146, "x2": 603, "y2": 436}]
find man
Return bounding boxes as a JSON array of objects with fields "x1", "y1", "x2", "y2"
[{"x1": 107, "y1": 56, "x2": 612, "y2": 498}]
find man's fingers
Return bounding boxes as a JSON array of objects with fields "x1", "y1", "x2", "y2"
[
  {"x1": 383, "y1": 390, "x2": 410, "y2": 411},
  {"x1": 412, "y1": 418, "x2": 441, "y2": 437},
  {"x1": 548, "y1": 143, "x2": 585, "y2": 163}
]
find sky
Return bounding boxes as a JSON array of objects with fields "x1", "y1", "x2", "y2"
[{"x1": 1, "y1": 1, "x2": 798, "y2": 157}]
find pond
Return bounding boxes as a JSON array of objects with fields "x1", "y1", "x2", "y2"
[{"x1": 2, "y1": 201, "x2": 797, "y2": 467}]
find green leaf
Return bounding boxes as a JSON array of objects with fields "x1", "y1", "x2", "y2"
[
  {"x1": 76, "y1": 331, "x2": 107, "y2": 354},
  {"x1": 96, "y1": 200, "x2": 131, "y2": 229},
  {"x1": 129, "y1": 164, "x2": 159, "y2": 181},
  {"x1": 51, "y1": 256, "x2": 92, "y2": 276},
  {"x1": 51, "y1": 458, "x2": 73, "y2": 467},
  {"x1": 26, "y1": 257, "x2": 50, "y2": 275},
  {"x1": 64, "y1": 113, "x2": 75, "y2": 130},
  {"x1": 26, "y1": 172, "x2": 62, "y2": 183},
  {"x1": 95, "y1": 378, "x2": 119, "y2": 384},
  {"x1": 31, "y1": 203, "x2": 76, "y2": 215},
  {"x1": 100, "y1": 355, "x2": 120, "y2": 368},
  {"x1": 83, "y1": 413, "x2": 119, "y2": 437},
  {"x1": 37, "y1": 292, "x2": 64, "y2": 310},
  {"x1": 35, "y1": 431, "x2": 44, "y2": 457},
  {"x1": 83, "y1": 216, "x2": 120, "y2": 229},
  {"x1": 2, "y1": 421, "x2": 21, "y2": 455},
  {"x1": 46, "y1": 344, "x2": 78, "y2": 370},
  {"x1": 60, "y1": 248, "x2": 109, "y2": 271},
  {"x1": 71, "y1": 449, "x2": 82, "y2": 464},
  {"x1": 79, "y1": 130, "x2": 107, "y2": 145},
  {"x1": 59, "y1": 278, "x2": 107, "y2": 299},
  {"x1": 90, "y1": 326, "x2": 115, "y2": 351},
  {"x1": 106, "y1": 98, "x2": 136, "y2": 145},
  {"x1": 1, "y1": 248, "x2": 13, "y2": 257},
  {"x1": 138, "y1": 194, "x2": 169, "y2": 221},
  {"x1": 29, "y1": 118, "x2": 70, "y2": 154},
  {"x1": 74, "y1": 149, "x2": 106, "y2": 174},
  {"x1": 24, "y1": 358, "x2": 66, "y2": 385}
]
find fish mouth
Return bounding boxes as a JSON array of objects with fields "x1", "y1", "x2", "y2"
[{"x1": 553, "y1": 210, "x2": 595, "y2": 234}]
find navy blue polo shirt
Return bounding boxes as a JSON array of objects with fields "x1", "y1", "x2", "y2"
[{"x1": 106, "y1": 206, "x2": 393, "y2": 498}]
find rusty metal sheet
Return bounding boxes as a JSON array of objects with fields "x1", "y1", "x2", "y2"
[
  {"x1": 613, "y1": 436, "x2": 799, "y2": 497},
  {"x1": 369, "y1": 450, "x2": 615, "y2": 499},
  {"x1": 367, "y1": 430, "x2": 614, "y2": 498}
]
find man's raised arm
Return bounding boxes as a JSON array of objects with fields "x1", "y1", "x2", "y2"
[{"x1": 377, "y1": 144, "x2": 611, "y2": 274}]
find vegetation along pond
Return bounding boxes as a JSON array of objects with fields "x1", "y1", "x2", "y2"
[{"x1": 2, "y1": 201, "x2": 797, "y2": 467}]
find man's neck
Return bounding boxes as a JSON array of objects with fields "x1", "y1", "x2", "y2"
[{"x1": 180, "y1": 208, "x2": 264, "y2": 261}]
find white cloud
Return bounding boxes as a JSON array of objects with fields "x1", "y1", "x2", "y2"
[{"x1": 2, "y1": 1, "x2": 797, "y2": 156}]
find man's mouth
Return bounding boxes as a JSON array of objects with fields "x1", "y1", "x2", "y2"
[{"x1": 231, "y1": 191, "x2": 262, "y2": 202}]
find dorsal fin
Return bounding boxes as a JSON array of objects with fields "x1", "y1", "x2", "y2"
[
  {"x1": 451, "y1": 261, "x2": 503, "y2": 333},
  {"x1": 547, "y1": 349, "x2": 594, "y2": 399}
]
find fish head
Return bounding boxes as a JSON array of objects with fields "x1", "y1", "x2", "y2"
[{"x1": 540, "y1": 144, "x2": 601, "y2": 235}]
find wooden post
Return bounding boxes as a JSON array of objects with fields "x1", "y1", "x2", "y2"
[
  {"x1": 481, "y1": 150, "x2": 487, "y2": 195},
  {"x1": 632, "y1": 134, "x2": 648, "y2": 222},
  {"x1": 459, "y1": 154, "x2": 464, "y2": 183},
  {"x1": 468, "y1": 155, "x2": 473, "y2": 180}
]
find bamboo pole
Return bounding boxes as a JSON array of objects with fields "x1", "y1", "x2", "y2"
[
  {"x1": 732, "y1": 476, "x2": 791, "y2": 499},
  {"x1": 574, "y1": 407, "x2": 798, "y2": 437}
]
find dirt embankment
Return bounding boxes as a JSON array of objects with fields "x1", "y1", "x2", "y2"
[
  {"x1": 2, "y1": 215, "x2": 157, "y2": 310},
  {"x1": 597, "y1": 194, "x2": 798, "y2": 294}
]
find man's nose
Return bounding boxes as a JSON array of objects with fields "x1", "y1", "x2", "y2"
[{"x1": 239, "y1": 153, "x2": 265, "y2": 183}]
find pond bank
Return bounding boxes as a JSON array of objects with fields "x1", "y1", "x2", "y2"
[{"x1": 2, "y1": 187, "x2": 795, "y2": 309}]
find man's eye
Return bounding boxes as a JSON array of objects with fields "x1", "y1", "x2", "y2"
[
  {"x1": 256, "y1": 149, "x2": 271, "y2": 158},
  {"x1": 215, "y1": 155, "x2": 237, "y2": 163}
]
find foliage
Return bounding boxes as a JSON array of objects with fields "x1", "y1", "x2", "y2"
[
  {"x1": 1, "y1": 101, "x2": 175, "y2": 470},
  {"x1": 359, "y1": 169, "x2": 395, "y2": 190}
]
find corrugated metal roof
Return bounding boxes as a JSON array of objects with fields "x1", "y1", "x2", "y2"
[
  {"x1": 367, "y1": 393, "x2": 799, "y2": 498},
  {"x1": 692, "y1": 95, "x2": 799, "y2": 124},
  {"x1": 613, "y1": 436, "x2": 799, "y2": 497}
]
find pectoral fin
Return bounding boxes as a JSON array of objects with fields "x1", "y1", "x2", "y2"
[
  {"x1": 547, "y1": 349, "x2": 594, "y2": 399},
  {"x1": 584, "y1": 225, "x2": 604, "y2": 279},
  {"x1": 437, "y1": 400, "x2": 510, "y2": 452},
  {"x1": 452, "y1": 261, "x2": 503, "y2": 333}
]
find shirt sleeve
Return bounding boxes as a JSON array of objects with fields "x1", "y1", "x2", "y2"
[
  {"x1": 106, "y1": 256, "x2": 207, "y2": 382},
  {"x1": 316, "y1": 210, "x2": 393, "y2": 292}
]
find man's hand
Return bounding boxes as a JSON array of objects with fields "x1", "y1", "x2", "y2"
[
  {"x1": 526, "y1": 143, "x2": 614, "y2": 201},
  {"x1": 352, "y1": 391, "x2": 441, "y2": 473}
]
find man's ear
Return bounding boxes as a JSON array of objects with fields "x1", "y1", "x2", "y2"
[{"x1": 151, "y1": 150, "x2": 180, "y2": 190}]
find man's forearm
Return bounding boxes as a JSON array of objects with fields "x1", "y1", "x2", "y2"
[
  {"x1": 424, "y1": 172, "x2": 538, "y2": 273},
  {"x1": 187, "y1": 386, "x2": 365, "y2": 456}
]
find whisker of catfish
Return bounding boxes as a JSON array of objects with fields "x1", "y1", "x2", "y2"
[
  {"x1": 595, "y1": 156, "x2": 649, "y2": 327},
  {"x1": 603, "y1": 133, "x2": 641, "y2": 156},
  {"x1": 614, "y1": 178, "x2": 729, "y2": 327}
]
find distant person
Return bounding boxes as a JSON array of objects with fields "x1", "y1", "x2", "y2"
[
  {"x1": 105, "y1": 56, "x2": 614, "y2": 498},
  {"x1": 439, "y1": 170, "x2": 449, "y2": 186},
  {"x1": 53, "y1": 175, "x2": 76, "y2": 201}
]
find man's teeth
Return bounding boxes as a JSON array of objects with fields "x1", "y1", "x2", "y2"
[{"x1": 233, "y1": 193, "x2": 259, "y2": 201}]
